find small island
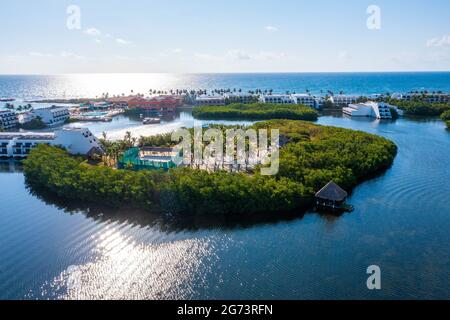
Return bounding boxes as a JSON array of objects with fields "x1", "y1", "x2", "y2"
[
  {"x1": 192, "y1": 103, "x2": 319, "y2": 121},
  {"x1": 23, "y1": 120, "x2": 397, "y2": 215}
]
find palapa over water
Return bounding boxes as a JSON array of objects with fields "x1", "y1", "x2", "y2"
[{"x1": 315, "y1": 181, "x2": 348, "y2": 204}]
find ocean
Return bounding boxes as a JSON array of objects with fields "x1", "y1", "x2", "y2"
[{"x1": 0, "y1": 72, "x2": 449, "y2": 100}]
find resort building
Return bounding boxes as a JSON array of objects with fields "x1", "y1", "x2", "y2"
[
  {"x1": 118, "y1": 96, "x2": 179, "y2": 112},
  {"x1": 0, "y1": 110, "x2": 19, "y2": 130},
  {"x1": 118, "y1": 147, "x2": 180, "y2": 170},
  {"x1": 195, "y1": 96, "x2": 226, "y2": 106},
  {"x1": 17, "y1": 112, "x2": 37, "y2": 124},
  {"x1": 259, "y1": 94, "x2": 295, "y2": 104},
  {"x1": 224, "y1": 93, "x2": 256, "y2": 104},
  {"x1": 391, "y1": 92, "x2": 450, "y2": 103},
  {"x1": 0, "y1": 128, "x2": 104, "y2": 158},
  {"x1": 330, "y1": 95, "x2": 360, "y2": 106},
  {"x1": 32, "y1": 106, "x2": 70, "y2": 126},
  {"x1": 343, "y1": 101, "x2": 402, "y2": 119},
  {"x1": 314, "y1": 96, "x2": 325, "y2": 109},
  {"x1": 107, "y1": 96, "x2": 137, "y2": 107},
  {"x1": 290, "y1": 94, "x2": 317, "y2": 108}
]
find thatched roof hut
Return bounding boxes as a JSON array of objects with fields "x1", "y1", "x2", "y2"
[{"x1": 315, "y1": 181, "x2": 348, "y2": 204}]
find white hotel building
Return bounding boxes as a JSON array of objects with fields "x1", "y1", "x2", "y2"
[
  {"x1": 343, "y1": 101, "x2": 403, "y2": 120},
  {"x1": 259, "y1": 94, "x2": 320, "y2": 109},
  {"x1": 32, "y1": 106, "x2": 70, "y2": 126},
  {"x1": 329, "y1": 95, "x2": 361, "y2": 106},
  {"x1": 0, "y1": 110, "x2": 19, "y2": 130},
  {"x1": 259, "y1": 94, "x2": 295, "y2": 105},
  {"x1": 290, "y1": 94, "x2": 318, "y2": 108},
  {"x1": 0, "y1": 128, "x2": 104, "y2": 158},
  {"x1": 224, "y1": 93, "x2": 256, "y2": 104},
  {"x1": 195, "y1": 96, "x2": 226, "y2": 106},
  {"x1": 391, "y1": 92, "x2": 450, "y2": 103}
]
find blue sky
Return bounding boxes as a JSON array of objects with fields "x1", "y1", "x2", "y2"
[{"x1": 0, "y1": 0, "x2": 449, "y2": 74}]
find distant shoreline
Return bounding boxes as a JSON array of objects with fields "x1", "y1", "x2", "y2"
[{"x1": 1, "y1": 71, "x2": 450, "y2": 77}]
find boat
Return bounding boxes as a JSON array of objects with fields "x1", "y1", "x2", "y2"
[{"x1": 143, "y1": 117, "x2": 161, "y2": 125}]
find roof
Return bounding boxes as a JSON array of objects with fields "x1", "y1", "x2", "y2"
[
  {"x1": 140, "y1": 146, "x2": 175, "y2": 153},
  {"x1": 0, "y1": 132, "x2": 55, "y2": 141},
  {"x1": 315, "y1": 181, "x2": 348, "y2": 202},
  {"x1": 0, "y1": 110, "x2": 16, "y2": 114},
  {"x1": 107, "y1": 96, "x2": 139, "y2": 103}
]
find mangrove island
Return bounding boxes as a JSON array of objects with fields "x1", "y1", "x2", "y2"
[{"x1": 23, "y1": 120, "x2": 397, "y2": 216}]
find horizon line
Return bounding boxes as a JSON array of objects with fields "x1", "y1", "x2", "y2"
[{"x1": 0, "y1": 70, "x2": 450, "y2": 76}]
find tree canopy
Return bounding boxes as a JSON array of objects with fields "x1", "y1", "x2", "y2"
[{"x1": 193, "y1": 103, "x2": 318, "y2": 121}]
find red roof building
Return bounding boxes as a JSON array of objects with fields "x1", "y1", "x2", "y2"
[{"x1": 128, "y1": 97, "x2": 180, "y2": 112}]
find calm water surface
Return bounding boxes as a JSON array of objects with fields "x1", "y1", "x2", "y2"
[{"x1": 0, "y1": 111, "x2": 449, "y2": 300}]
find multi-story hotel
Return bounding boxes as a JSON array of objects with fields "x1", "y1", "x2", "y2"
[
  {"x1": 0, "y1": 128, "x2": 104, "y2": 159},
  {"x1": 259, "y1": 94, "x2": 295, "y2": 104},
  {"x1": 330, "y1": 95, "x2": 361, "y2": 106},
  {"x1": 195, "y1": 96, "x2": 226, "y2": 106},
  {"x1": 32, "y1": 106, "x2": 70, "y2": 126},
  {"x1": 224, "y1": 93, "x2": 256, "y2": 104},
  {"x1": 391, "y1": 92, "x2": 450, "y2": 103},
  {"x1": 290, "y1": 94, "x2": 318, "y2": 108},
  {"x1": 0, "y1": 110, "x2": 19, "y2": 130},
  {"x1": 343, "y1": 101, "x2": 403, "y2": 119}
]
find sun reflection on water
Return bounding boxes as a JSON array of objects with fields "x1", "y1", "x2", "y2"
[{"x1": 40, "y1": 227, "x2": 213, "y2": 300}]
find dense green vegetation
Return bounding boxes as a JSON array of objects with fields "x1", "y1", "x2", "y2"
[
  {"x1": 193, "y1": 103, "x2": 318, "y2": 121},
  {"x1": 387, "y1": 99, "x2": 450, "y2": 117},
  {"x1": 441, "y1": 110, "x2": 450, "y2": 129},
  {"x1": 24, "y1": 120, "x2": 396, "y2": 215}
]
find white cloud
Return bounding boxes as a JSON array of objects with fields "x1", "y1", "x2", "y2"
[
  {"x1": 29, "y1": 52, "x2": 54, "y2": 57},
  {"x1": 194, "y1": 53, "x2": 219, "y2": 61},
  {"x1": 391, "y1": 52, "x2": 420, "y2": 65},
  {"x1": 228, "y1": 50, "x2": 252, "y2": 60},
  {"x1": 194, "y1": 50, "x2": 286, "y2": 62},
  {"x1": 94, "y1": 39, "x2": 102, "y2": 44},
  {"x1": 338, "y1": 50, "x2": 351, "y2": 60},
  {"x1": 85, "y1": 28, "x2": 102, "y2": 36},
  {"x1": 115, "y1": 55, "x2": 131, "y2": 60},
  {"x1": 116, "y1": 38, "x2": 131, "y2": 45},
  {"x1": 426, "y1": 35, "x2": 450, "y2": 47},
  {"x1": 265, "y1": 25, "x2": 278, "y2": 32},
  {"x1": 255, "y1": 51, "x2": 286, "y2": 60},
  {"x1": 60, "y1": 51, "x2": 84, "y2": 59}
]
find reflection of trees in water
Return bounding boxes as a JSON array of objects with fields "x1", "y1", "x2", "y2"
[
  {"x1": 0, "y1": 160, "x2": 24, "y2": 173},
  {"x1": 24, "y1": 180, "x2": 344, "y2": 232}
]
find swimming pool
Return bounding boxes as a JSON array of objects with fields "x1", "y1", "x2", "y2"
[{"x1": 84, "y1": 111, "x2": 109, "y2": 117}]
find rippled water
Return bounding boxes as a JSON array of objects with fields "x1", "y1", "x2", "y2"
[{"x1": 0, "y1": 113, "x2": 449, "y2": 300}]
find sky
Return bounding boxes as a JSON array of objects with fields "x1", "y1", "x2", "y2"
[{"x1": 0, "y1": 0, "x2": 449, "y2": 74}]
